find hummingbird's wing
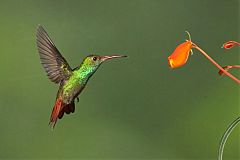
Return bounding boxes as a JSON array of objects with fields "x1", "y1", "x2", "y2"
[{"x1": 36, "y1": 25, "x2": 72, "y2": 84}]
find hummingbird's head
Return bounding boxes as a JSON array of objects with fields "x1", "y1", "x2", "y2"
[
  {"x1": 82, "y1": 54, "x2": 127, "y2": 69},
  {"x1": 79, "y1": 54, "x2": 127, "y2": 77}
]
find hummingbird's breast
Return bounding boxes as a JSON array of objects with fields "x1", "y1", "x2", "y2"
[{"x1": 61, "y1": 73, "x2": 87, "y2": 104}]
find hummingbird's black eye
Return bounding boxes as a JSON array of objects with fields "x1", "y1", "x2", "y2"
[{"x1": 92, "y1": 57, "x2": 97, "y2": 61}]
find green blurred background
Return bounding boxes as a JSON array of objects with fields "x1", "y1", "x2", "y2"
[{"x1": 0, "y1": 0, "x2": 239, "y2": 159}]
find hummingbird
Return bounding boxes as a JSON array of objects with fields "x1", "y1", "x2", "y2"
[{"x1": 36, "y1": 26, "x2": 127, "y2": 128}]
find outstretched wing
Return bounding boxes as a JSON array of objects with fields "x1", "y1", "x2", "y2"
[{"x1": 36, "y1": 25, "x2": 72, "y2": 84}]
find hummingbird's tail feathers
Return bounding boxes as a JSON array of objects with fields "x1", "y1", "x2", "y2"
[
  {"x1": 49, "y1": 97, "x2": 76, "y2": 129},
  {"x1": 49, "y1": 97, "x2": 63, "y2": 129},
  {"x1": 58, "y1": 102, "x2": 75, "y2": 119}
]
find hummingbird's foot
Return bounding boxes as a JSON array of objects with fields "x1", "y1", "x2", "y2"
[{"x1": 77, "y1": 97, "x2": 79, "y2": 103}]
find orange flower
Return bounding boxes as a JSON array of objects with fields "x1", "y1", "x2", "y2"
[
  {"x1": 222, "y1": 41, "x2": 240, "y2": 49},
  {"x1": 168, "y1": 31, "x2": 193, "y2": 68},
  {"x1": 167, "y1": 31, "x2": 240, "y2": 84}
]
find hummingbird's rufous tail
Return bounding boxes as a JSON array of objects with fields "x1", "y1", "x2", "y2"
[{"x1": 49, "y1": 97, "x2": 63, "y2": 129}]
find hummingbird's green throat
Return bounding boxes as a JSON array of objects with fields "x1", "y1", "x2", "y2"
[{"x1": 36, "y1": 25, "x2": 127, "y2": 129}]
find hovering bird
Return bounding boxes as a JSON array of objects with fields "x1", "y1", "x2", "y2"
[{"x1": 36, "y1": 26, "x2": 127, "y2": 128}]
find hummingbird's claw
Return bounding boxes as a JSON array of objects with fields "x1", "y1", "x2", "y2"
[{"x1": 76, "y1": 97, "x2": 79, "y2": 103}]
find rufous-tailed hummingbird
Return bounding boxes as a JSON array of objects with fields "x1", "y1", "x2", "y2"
[{"x1": 36, "y1": 26, "x2": 127, "y2": 129}]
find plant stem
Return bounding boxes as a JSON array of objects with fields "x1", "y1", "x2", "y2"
[
  {"x1": 218, "y1": 117, "x2": 240, "y2": 160},
  {"x1": 219, "y1": 65, "x2": 240, "y2": 76},
  {"x1": 192, "y1": 43, "x2": 240, "y2": 84},
  {"x1": 223, "y1": 65, "x2": 240, "y2": 70}
]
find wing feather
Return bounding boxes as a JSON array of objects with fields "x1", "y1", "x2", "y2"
[{"x1": 36, "y1": 25, "x2": 72, "y2": 84}]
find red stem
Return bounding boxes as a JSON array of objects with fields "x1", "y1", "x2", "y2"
[
  {"x1": 232, "y1": 41, "x2": 240, "y2": 46},
  {"x1": 218, "y1": 65, "x2": 240, "y2": 76},
  {"x1": 192, "y1": 43, "x2": 240, "y2": 84},
  {"x1": 224, "y1": 65, "x2": 240, "y2": 70}
]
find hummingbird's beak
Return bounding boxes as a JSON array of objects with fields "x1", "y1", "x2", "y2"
[{"x1": 101, "y1": 55, "x2": 127, "y2": 61}]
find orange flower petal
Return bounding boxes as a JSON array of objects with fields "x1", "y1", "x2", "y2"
[
  {"x1": 168, "y1": 31, "x2": 193, "y2": 69},
  {"x1": 168, "y1": 41, "x2": 192, "y2": 68}
]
